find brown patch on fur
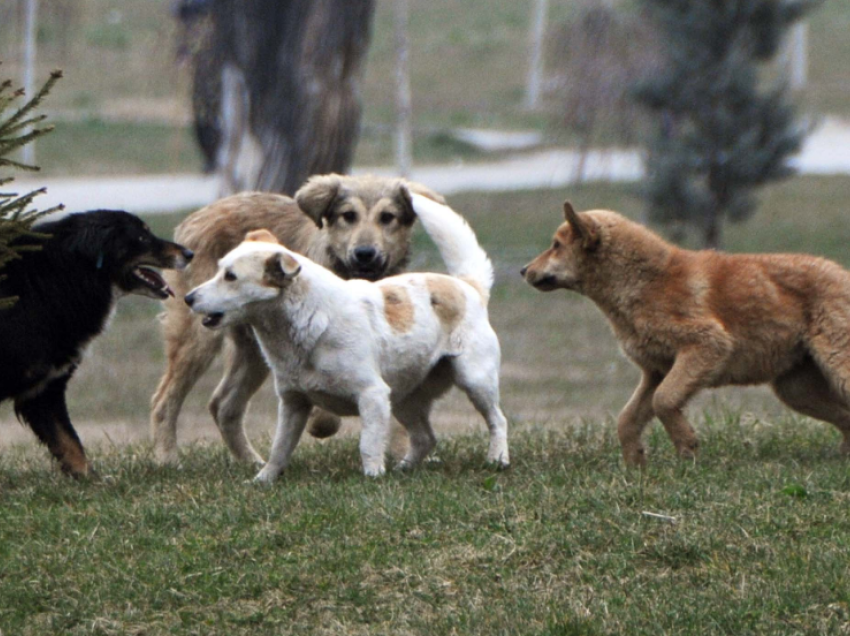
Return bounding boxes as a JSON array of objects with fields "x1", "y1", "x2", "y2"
[
  {"x1": 245, "y1": 229, "x2": 280, "y2": 244},
  {"x1": 523, "y1": 204, "x2": 850, "y2": 467},
  {"x1": 426, "y1": 275, "x2": 466, "y2": 331},
  {"x1": 263, "y1": 253, "x2": 302, "y2": 288},
  {"x1": 381, "y1": 285, "x2": 415, "y2": 333},
  {"x1": 53, "y1": 427, "x2": 90, "y2": 476}
]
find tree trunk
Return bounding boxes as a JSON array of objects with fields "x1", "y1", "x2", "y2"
[{"x1": 198, "y1": 0, "x2": 376, "y2": 196}]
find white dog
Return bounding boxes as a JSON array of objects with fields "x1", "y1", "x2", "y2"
[{"x1": 185, "y1": 193, "x2": 509, "y2": 481}]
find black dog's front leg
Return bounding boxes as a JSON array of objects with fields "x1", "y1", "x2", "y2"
[{"x1": 15, "y1": 374, "x2": 92, "y2": 477}]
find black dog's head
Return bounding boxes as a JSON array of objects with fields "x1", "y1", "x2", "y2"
[{"x1": 53, "y1": 210, "x2": 194, "y2": 299}]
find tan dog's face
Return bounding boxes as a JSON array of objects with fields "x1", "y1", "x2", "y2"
[
  {"x1": 296, "y1": 174, "x2": 442, "y2": 281},
  {"x1": 521, "y1": 202, "x2": 598, "y2": 292},
  {"x1": 185, "y1": 231, "x2": 300, "y2": 329}
]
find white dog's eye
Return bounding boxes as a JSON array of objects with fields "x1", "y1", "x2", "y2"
[{"x1": 224, "y1": 270, "x2": 237, "y2": 282}]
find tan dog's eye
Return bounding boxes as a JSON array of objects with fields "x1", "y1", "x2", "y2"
[
  {"x1": 379, "y1": 212, "x2": 395, "y2": 226},
  {"x1": 224, "y1": 270, "x2": 237, "y2": 282},
  {"x1": 342, "y1": 211, "x2": 357, "y2": 223}
]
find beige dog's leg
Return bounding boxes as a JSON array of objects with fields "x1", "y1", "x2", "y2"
[
  {"x1": 772, "y1": 358, "x2": 850, "y2": 455},
  {"x1": 651, "y1": 348, "x2": 726, "y2": 460},
  {"x1": 208, "y1": 326, "x2": 269, "y2": 465},
  {"x1": 254, "y1": 393, "x2": 311, "y2": 484},
  {"x1": 357, "y1": 384, "x2": 393, "y2": 477},
  {"x1": 151, "y1": 321, "x2": 223, "y2": 464},
  {"x1": 617, "y1": 370, "x2": 663, "y2": 467},
  {"x1": 392, "y1": 397, "x2": 438, "y2": 470}
]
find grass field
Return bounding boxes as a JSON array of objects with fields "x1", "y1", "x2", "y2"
[{"x1": 3, "y1": 176, "x2": 850, "y2": 634}]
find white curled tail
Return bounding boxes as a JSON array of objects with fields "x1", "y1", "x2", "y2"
[{"x1": 410, "y1": 193, "x2": 494, "y2": 300}]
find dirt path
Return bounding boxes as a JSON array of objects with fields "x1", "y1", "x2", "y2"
[{"x1": 15, "y1": 117, "x2": 850, "y2": 215}]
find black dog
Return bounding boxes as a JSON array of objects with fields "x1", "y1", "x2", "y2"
[{"x1": 0, "y1": 210, "x2": 193, "y2": 476}]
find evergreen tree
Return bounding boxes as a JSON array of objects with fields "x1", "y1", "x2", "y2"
[
  {"x1": 634, "y1": 0, "x2": 820, "y2": 248},
  {"x1": 0, "y1": 69, "x2": 63, "y2": 309}
]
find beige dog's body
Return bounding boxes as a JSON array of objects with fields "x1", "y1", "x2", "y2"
[
  {"x1": 185, "y1": 194, "x2": 509, "y2": 480},
  {"x1": 522, "y1": 203, "x2": 850, "y2": 466},
  {"x1": 151, "y1": 175, "x2": 440, "y2": 465}
]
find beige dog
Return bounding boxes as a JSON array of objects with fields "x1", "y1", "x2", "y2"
[
  {"x1": 185, "y1": 194, "x2": 509, "y2": 480},
  {"x1": 522, "y1": 202, "x2": 850, "y2": 466},
  {"x1": 151, "y1": 174, "x2": 443, "y2": 465}
]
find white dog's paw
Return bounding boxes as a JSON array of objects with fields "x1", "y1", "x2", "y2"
[
  {"x1": 487, "y1": 451, "x2": 511, "y2": 471},
  {"x1": 252, "y1": 466, "x2": 279, "y2": 485},
  {"x1": 363, "y1": 464, "x2": 387, "y2": 478}
]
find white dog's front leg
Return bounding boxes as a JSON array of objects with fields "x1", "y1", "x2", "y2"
[
  {"x1": 254, "y1": 392, "x2": 311, "y2": 484},
  {"x1": 357, "y1": 384, "x2": 392, "y2": 477}
]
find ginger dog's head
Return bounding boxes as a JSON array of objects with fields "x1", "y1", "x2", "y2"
[
  {"x1": 521, "y1": 201, "x2": 600, "y2": 293},
  {"x1": 184, "y1": 230, "x2": 301, "y2": 329}
]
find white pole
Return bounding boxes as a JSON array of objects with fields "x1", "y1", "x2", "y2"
[
  {"x1": 22, "y1": 0, "x2": 39, "y2": 165},
  {"x1": 786, "y1": 22, "x2": 808, "y2": 91},
  {"x1": 394, "y1": 0, "x2": 413, "y2": 177},
  {"x1": 525, "y1": 0, "x2": 548, "y2": 110}
]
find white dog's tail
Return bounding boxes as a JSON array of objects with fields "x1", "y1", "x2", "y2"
[{"x1": 410, "y1": 192, "x2": 494, "y2": 299}]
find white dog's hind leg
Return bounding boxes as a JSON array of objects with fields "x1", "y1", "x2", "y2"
[
  {"x1": 254, "y1": 393, "x2": 311, "y2": 484},
  {"x1": 357, "y1": 383, "x2": 392, "y2": 477},
  {"x1": 453, "y1": 354, "x2": 510, "y2": 468}
]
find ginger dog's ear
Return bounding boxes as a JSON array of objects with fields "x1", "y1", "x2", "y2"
[
  {"x1": 263, "y1": 253, "x2": 302, "y2": 287},
  {"x1": 295, "y1": 174, "x2": 343, "y2": 229},
  {"x1": 245, "y1": 229, "x2": 280, "y2": 244},
  {"x1": 563, "y1": 201, "x2": 599, "y2": 251}
]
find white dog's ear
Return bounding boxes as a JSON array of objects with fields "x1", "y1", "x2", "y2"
[
  {"x1": 563, "y1": 201, "x2": 599, "y2": 251},
  {"x1": 263, "y1": 253, "x2": 302, "y2": 287},
  {"x1": 245, "y1": 229, "x2": 280, "y2": 244},
  {"x1": 295, "y1": 174, "x2": 343, "y2": 229}
]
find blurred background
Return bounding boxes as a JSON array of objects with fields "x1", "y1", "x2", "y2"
[{"x1": 2, "y1": 0, "x2": 850, "y2": 451}]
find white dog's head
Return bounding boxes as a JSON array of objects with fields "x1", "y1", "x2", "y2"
[{"x1": 184, "y1": 229, "x2": 301, "y2": 329}]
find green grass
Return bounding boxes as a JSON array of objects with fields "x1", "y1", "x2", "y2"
[
  {"x1": 2, "y1": 421, "x2": 850, "y2": 635},
  {"x1": 3, "y1": 176, "x2": 850, "y2": 634}
]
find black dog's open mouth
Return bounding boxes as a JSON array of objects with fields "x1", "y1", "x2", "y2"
[
  {"x1": 202, "y1": 312, "x2": 224, "y2": 328},
  {"x1": 133, "y1": 266, "x2": 174, "y2": 299}
]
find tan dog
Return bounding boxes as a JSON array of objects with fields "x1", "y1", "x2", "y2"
[
  {"x1": 151, "y1": 174, "x2": 443, "y2": 465},
  {"x1": 185, "y1": 194, "x2": 509, "y2": 480},
  {"x1": 522, "y1": 202, "x2": 850, "y2": 466}
]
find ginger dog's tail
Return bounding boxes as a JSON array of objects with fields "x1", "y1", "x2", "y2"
[{"x1": 409, "y1": 192, "x2": 494, "y2": 300}]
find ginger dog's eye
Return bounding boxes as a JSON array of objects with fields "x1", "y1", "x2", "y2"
[
  {"x1": 552, "y1": 240, "x2": 561, "y2": 250},
  {"x1": 224, "y1": 270, "x2": 237, "y2": 282}
]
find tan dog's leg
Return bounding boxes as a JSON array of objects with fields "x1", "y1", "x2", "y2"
[
  {"x1": 772, "y1": 358, "x2": 850, "y2": 455},
  {"x1": 617, "y1": 370, "x2": 663, "y2": 467},
  {"x1": 151, "y1": 320, "x2": 223, "y2": 464},
  {"x1": 208, "y1": 325, "x2": 269, "y2": 465},
  {"x1": 254, "y1": 392, "x2": 311, "y2": 483},
  {"x1": 651, "y1": 348, "x2": 727, "y2": 460},
  {"x1": 392, "y1": 396, "x2": 438, "y2": 470}
]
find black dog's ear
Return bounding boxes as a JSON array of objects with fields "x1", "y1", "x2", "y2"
[
  {"x1": 563, "y1": 201, "x2": 599, "y2": 251},
  {"x1": 63, "y1": 217, "x2": 115, "y2": 268},
  {"x1": 295, "y1": 174, "x2": 343, "y2": 229}
]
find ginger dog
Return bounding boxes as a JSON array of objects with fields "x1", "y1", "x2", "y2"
[
  {"x1": 522, "y1": 202, "x2": 850, "y2": 466},
  {"x1": 185, "y1": 194, "x2": 509, "y2": 481}
]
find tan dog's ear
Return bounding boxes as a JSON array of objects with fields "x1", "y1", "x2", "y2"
[
  {"x1": 264, "y1": 252, "x2": 302, "y2": 287},
  {"x1": 563, "y1": 201, "x2": 599, "y2": 251},
  {"x1": 395, "y1": 183, "x2": 418, "y2": 227},
  {"x1": 295, "y1": 174, "x2": 343, "y2": 229},
  {"x1": 403, "y1": 180, "x2": 446, "y2": 205},
  {"x1": 245, "y1": 229, "x2": 280, "y2": 244}
]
